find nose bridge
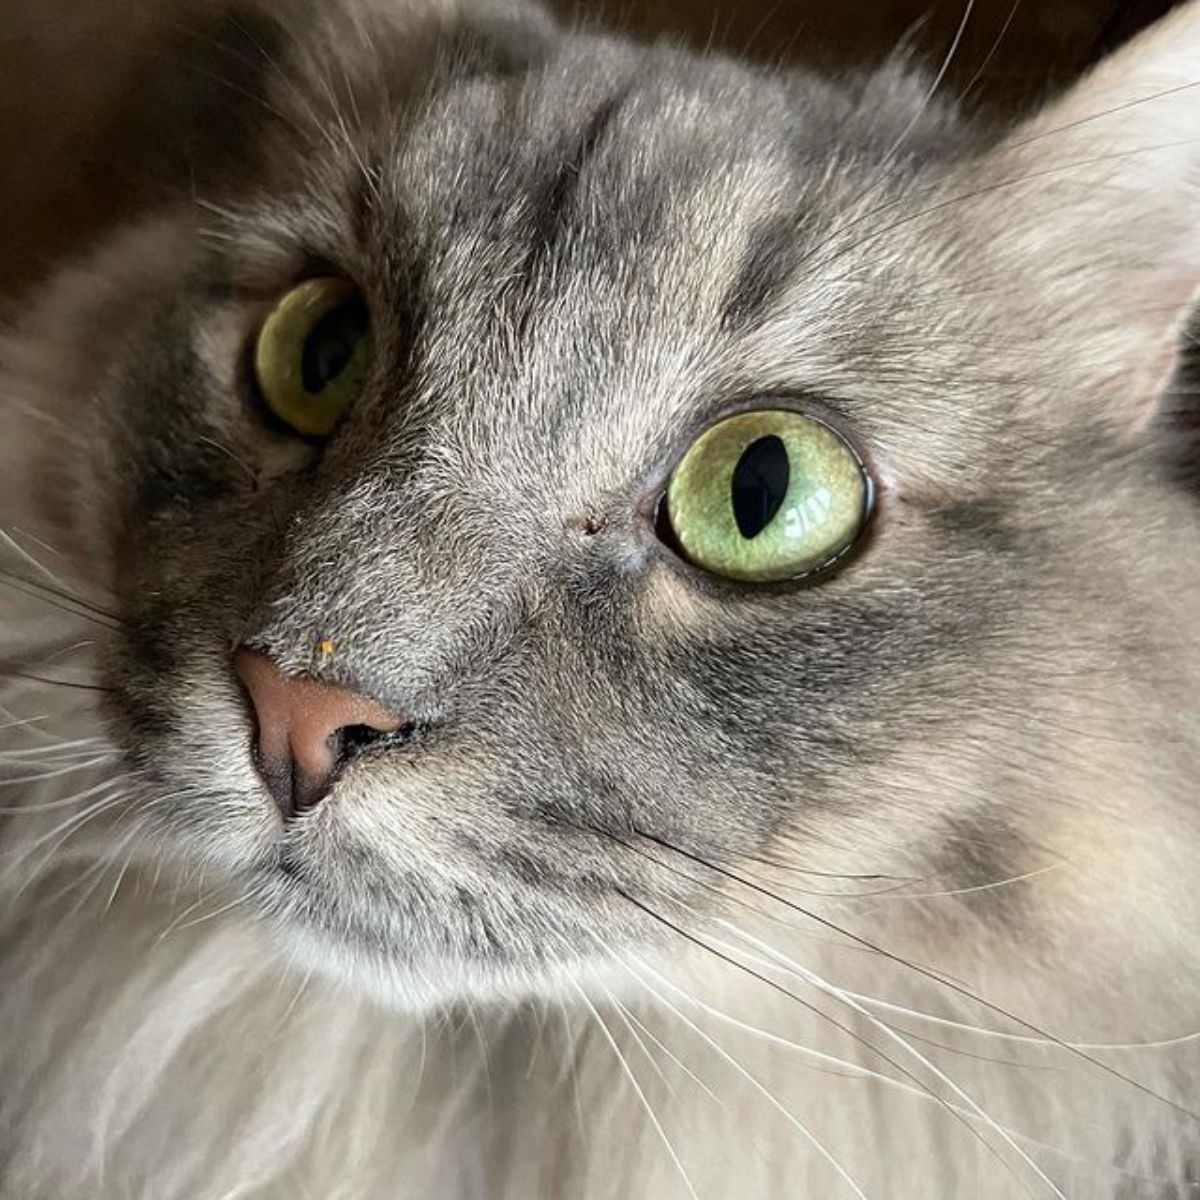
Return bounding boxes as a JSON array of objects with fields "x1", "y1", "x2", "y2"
[{"x1": 252, "y1": 453, "x2": 544, "y2": 704}]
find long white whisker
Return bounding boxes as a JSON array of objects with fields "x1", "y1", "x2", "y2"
[
  {"x1": 856, "y1": 864, "x2": 1062, "y2": 904},
  {"x1": 0, "y1": 754, "x2": 118, "y2": 791},
  {"x1": 710, "y1": 917, "x2": 1066, "y2": 1199},
  {"x1": 0, "y1": 778, "x2": 130, "y2": 869},
  {"x1": 626, "y1": 955, "x2": 870, "y2": 1199},
  {"x1": 609, "y1": 993, "x2": 725, "y2": 1108},
  {"x1": 574, "y1": 925, "x2": 723, "y2": 1104},
  {"x1": 567, "y1": 977, "x2": 701, "y2": 1200},
  {"x1": 842, "y1": 991, "x2": 1200, "y2": 1053},
  {"x1": 0, "y1": 526, "x2": 72, "y2": 592},
  {"x1": 599, "y1": 984, "x2": 671, "y2": 1088},
  {"x1": 880, "y1": 0, "x2": 975, "y2": 169}
]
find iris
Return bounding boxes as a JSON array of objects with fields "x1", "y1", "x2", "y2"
[
  {"x1": 254, "y1": 278, "x2": 373, "y2": 437},
  {"x1": 664, "y1": 409, "x2": 869, "y2": 582}
]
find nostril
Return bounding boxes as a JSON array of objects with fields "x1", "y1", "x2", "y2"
[
  {"x1": 340, "y1": 721, "x2": 410, "y2": 761},
  {"x1": 233, "y1": 648, "x2": 405, "y2": 820}
]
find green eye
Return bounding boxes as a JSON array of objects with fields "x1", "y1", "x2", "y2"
[
  {"x1": 663, "y1": 409, "x2": 870, "y2": 582},
  {"x1": 253, "y1": 277, "x2": 372, "y2": 436}
]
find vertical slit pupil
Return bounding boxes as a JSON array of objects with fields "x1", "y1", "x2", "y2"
[
  {"x1": 302, "y1": 298, "x2": 368, "y2": 394},
  {"x1": 731, "y1": 435, "x2": 790, "y2": 539}
]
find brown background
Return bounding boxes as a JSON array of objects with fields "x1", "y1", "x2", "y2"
[{"x1": 0, "y1": 0, "x2": 1180, "y2": 302}]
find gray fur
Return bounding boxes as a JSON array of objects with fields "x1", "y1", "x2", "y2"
[{"x1": 3, "y1": 0, "x2": 1200, "y2": 1195}]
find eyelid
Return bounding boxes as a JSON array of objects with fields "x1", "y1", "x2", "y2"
[{"x1": 634, "y1": 393, "x2": 876, "y2": 516}]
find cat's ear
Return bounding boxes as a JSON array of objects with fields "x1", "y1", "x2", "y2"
[{"x1": 987, "y1": 0, "x2": 1200, "y2": 428}]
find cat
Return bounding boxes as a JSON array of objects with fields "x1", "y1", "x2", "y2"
[{"x1": 2, "y1": 0, "x2": 1199, "y2": 1195}]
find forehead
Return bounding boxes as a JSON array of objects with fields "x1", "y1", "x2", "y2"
[{"x1": 283, "y1": 37, "x2": 991, "y2": 505}]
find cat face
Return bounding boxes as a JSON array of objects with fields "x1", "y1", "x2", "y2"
[{"x1": 14, "y1": 1, "x2": 1200, "y2": 1007}]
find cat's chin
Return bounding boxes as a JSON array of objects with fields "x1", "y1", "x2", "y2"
[
  {"x1": 223, "y1": 827, "x2": 614, "y2": 1011},
  {"x1": 261, "y1": 890, "x2": 613, "y2": 1012}
]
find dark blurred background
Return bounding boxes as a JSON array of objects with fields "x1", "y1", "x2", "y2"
[{"x1": 0, "y1": 0, "x2": 1182, "y2": 301}]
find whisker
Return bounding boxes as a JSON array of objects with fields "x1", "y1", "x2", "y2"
[
  {"x1": 548, "y1": 995, "x2": 590, "y2": 1145},
  {"x1": 633, "y1": 828, "x2": 1200, "y2": 1124},
  {"x1": 0, "y1": 736, "x2": 107, "y2": 759},
  {"x1": 801, "y1": 133, "x2": 1200, "y2": 286},
  {"x1": 575, "y1": 925, "x2": 725, "y2": 1107},
  {"x1": 959, "y1": 0, "x2": 1022, "y2": 101},
  {"x1": 0, "y1": 569, "x2": 121, "y2": 628},
  {"x1": 710, "y1": 916, "x2": 1066, "y2": 1196},
  {"x1": 1009, "y1": 78, "x2": 1200, "y2": 151},
  {"x1": 2, "y1": 783, "x2": 131, "y2": 895},
  {"x1": 163, "y1": 888, "x2": 251, "y2": 935},
  {"x1": 0, "y1": 753, "x2": 118, "y2": 792},
  {"x1": 100, "y1": 821, "x2": 146, "y2": 914},
  {"x1": 0, "y1": 527, "x2": 72, "y2": 593},
  {"x1": 881, "y1": 0, "x2": 976, "y2": 169},
  {"x1": 195, "y1": 435, "x2": 259, "y2": 487},
  {"x1": 611, "y1": 994, "x2": 724, "y2": 1108},
  {"x1": 609, "y1": 830, "x2": 1076, "y2": 1073},
  {"x1": 599, "y1": 984, "x2": 671, "y2": 1089},
  {"x1": 568, "y1": 977, "x2": 701, "y2": 1200},
  {"x1": 0, "y1": 714, "x2": 52, "y2": 733},
  {"x1": 623, "y1": 953, "x2": 870, "y2": 1199},
  {"x1": 858, "y1": 863, "x2": 1063, "y2": 904},
  {"x1": 1, "y1": 671, "x2": 115, "y2": 694},
  {"x1": 154, "y1": 891, "x2": 215, "y2": 943},
  {"x1": 631, "y1": 943, "x2": 915, "y2": 1084},
  {"x1": 619, "y1": 888, "x2": 1006, "y2": 1182},
  {"x1": 46, "y1": 807, "x2": 155, "y2": 917},
  {"x1": 843, "y1": 992, "x2": 1200, "y2": 1054}
]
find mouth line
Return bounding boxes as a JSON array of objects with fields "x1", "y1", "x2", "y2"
[{"x1": 276, "y1": 842, "x2": 306, "y2": 880}]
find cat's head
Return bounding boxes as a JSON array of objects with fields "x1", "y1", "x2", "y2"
[{"x1": 6, "y1": 0, "x2": 1200, "y2": 1009}]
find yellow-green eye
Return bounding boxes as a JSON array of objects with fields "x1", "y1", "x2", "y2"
[
  {"x1": 253, "y1": 277, "x2": 372, "y2": 436},
  {"x1": 663, "y1": 409, "x2": 870, "y2": 582}
]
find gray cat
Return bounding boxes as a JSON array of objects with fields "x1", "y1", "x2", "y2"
[{"x1": 2, "y1": 0, "x2": 1199, "y2": 1195}]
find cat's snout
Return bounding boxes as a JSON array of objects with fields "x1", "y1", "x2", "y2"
[{"x1": 233, "y1": 649, "x2": 405, "y2": 820}]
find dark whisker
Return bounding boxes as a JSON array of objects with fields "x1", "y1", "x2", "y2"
[
  {"x1": 1008, "y1": 78, "x2": 1200, "y2": 152},
  {"x1": 0, "y1": 571, "x2": 122, "y2": 630},
  {"x1": 556, "y1": 812, "x2": 1019, "y2": 1166},
  {"x1": 635, "y1": 828, "x2": 1200, "y2": 1125},
  {"x1": 2, "y1": 671, "x2": 116, "y2": 695},
  {"x1": 799, "y1": 134, "x2": 1200, "y2": 288},
  {"x1": 740, "y1": 849, "x2": 918, "y2": 885},
  {"x1": 613, "y1": 833, "x2": 1066, "y2": 1070},
  {"x1": 616, "y1": 887, "x2": 1017, "y2": 1174}
]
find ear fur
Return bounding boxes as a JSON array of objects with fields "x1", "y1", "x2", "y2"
[{"x1": 981, "y1": 0, "x2": 1200, "y2": 428}]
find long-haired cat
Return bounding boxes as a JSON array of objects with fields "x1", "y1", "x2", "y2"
[{"x1": 2, "y1": 0, "x2": 1199, "y2": 1195}]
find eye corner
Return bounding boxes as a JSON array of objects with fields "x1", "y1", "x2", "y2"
[{"x1": 652, "y1": 493, "x2": 684, "y2": 556}]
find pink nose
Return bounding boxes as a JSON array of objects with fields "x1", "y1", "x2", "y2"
[{"x1": 234, "y1": 649, "x2": 404, "y2": 818}]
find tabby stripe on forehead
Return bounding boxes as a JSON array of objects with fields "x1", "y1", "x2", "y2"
[
  {"x1": 527, "y1": 87, "x2": 631, "y2": 260},
  {"x1": 720, "y1": 213, "x2": 801, "y2": 332}
]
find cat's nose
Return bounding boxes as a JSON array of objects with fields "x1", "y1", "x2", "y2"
[{"x1": 234, "y1": 649, "x2": 404, "y2": 819}]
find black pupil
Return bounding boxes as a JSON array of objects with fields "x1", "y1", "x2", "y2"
[
  {"x1": 731, "y1": 435, "x2": 790, "y2": 539},
  {"x1": 301, "y1": 298, "x2": 368, "y2": 393}
]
